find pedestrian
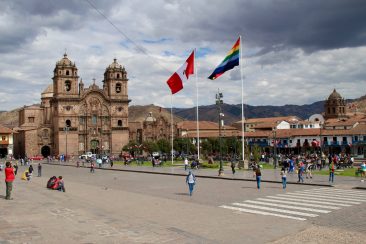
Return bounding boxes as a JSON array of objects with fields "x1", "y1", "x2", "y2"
[
  {"x1": 90, "y1": 161, "x2": 95, "y2": 173},
  {"x1": 280, "y1": 166, "x2": 287, "y2": 189},
  {"x1": 297, "y1": 163, "x2": 304, "y2": 183},
  {"x1": 5, "y1": 162, "x2": 15, "y2": 200},
  {"x1": 306, "y1": 162, "x2": 313, "y2": 179},
  {"x1": 13, "y1": 162, "x2": 18, "y2": 175},
  {"x1": 29, "y1": 164, "x2": 34, "y2": 175},
  {"x1": 110, "y1": 159, "x2": 114, "y2": 167},
  {"x1": 360, "y1": 162, "x2": 366, "y2": 182},
  {"x1": 184, "y1": 158, "x2": 189, "y2": 171},
  {"x1": 329, "y1": 161, "x2": 335, "y2": 184},
  {"x1": 37, "y1": 163, "x2": 42, "y2": 177},
  {"x1": 231, "y1": 160, "x2": 236, "y2": 174},
  {"x1": 185, "y1": 170, "x2": 196, "y2": 196},
  {"x1": 253, "y1": 165, "x2": 262, "y2": 189}
]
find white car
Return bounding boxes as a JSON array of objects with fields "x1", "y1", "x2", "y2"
[{"x1": 80, "y1": 152, "x2": 92, "y2": 159}]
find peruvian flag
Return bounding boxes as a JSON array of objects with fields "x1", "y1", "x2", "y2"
[{"x1": 166, "y1": 51, "x2": 194, "y2": 94}]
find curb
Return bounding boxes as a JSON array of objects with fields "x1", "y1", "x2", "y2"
[{"x1": 43, "y1": 162, "x2": 334, "y2": 187}]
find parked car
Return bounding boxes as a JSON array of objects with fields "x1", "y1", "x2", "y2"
[
  {"x1": 29, "y1": 155, "x2": 44, "y2": 160},
  {"x1": 79, "y1": 152, "x2": 92, "y2": 159}
]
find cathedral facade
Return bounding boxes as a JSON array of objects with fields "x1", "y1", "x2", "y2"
[{"x1": 14, "y1": 54, "x2": 130, "y2": 158}]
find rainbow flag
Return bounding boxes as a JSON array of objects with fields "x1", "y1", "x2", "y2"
[{"x1": 208, "y1": 37, "x2": 240, "y2": 80}]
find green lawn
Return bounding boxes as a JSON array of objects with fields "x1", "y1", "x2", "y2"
[{"x1": 312, "y1": 167, "x2": 361, "y2": 177}]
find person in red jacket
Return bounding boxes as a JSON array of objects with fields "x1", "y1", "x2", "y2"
[{"x1": 5, "y1": 161, "x2": 15, "y2": 200}]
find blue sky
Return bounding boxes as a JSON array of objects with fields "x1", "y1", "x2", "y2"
[{"x1": 0, "y1": 0, "x2": 366, "y2": 111}]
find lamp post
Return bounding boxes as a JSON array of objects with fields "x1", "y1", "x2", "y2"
[
  {"x1": 273, "y1": 128, "x2": 277, "y2": 169},
  {"x1": 216, "y1": 90, "x2": 224, "y2": 176},
  {"x1": 63, "y1": 126, "x2": 70, "y2": 162}
]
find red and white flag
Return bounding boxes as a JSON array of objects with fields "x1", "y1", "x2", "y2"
[{"x1": 166, "y1": 51, "x2": 194, "y2": 94}]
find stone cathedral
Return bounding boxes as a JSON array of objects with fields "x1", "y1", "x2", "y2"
[{"x1": 15, "y1": 54, "x2": 130, "y2": 158}]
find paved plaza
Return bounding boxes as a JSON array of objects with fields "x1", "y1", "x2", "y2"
[{"x1": 1, "y1": 162, "x2": 366, "y2": 243}]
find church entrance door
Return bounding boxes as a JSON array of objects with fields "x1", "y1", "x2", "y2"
[
  {"x1": 90, "y1": 139, "x2": 100, "y2": 155},
  {"x1": 41, "y1": 145, "x2": 51, "y2": 157}
]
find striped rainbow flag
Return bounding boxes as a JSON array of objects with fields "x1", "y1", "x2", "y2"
[{"x1": 208, "y1": 37, "x2": 240, "y2": 80}]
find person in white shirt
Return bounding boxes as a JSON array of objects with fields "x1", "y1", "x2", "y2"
[{"x1": 184, "y1": 158, "x2": 189, "y2": 171}]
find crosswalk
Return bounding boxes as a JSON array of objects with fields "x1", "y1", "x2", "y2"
[{"x1": 220, "y1": 188, "x2": 366, "y2": 221}]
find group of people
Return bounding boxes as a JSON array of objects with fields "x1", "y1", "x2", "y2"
[{"x1": 3, "y1": 161, "x2": 65, "y2": 200}]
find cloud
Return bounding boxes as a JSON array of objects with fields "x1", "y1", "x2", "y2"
[{"x1": 0, "y1": 0, "x2": 365, "y2": 111}]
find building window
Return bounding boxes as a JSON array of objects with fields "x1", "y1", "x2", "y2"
[
  {"x1": 323, "y1": 137, "x2": 328, "y2": 142},
  {"x1": 354, "y1": 136, "x2": 358, "y2": 141},
  {"x1": 333, "y1": 137, "x2": 337, "y2": 142},
  {"x1": 332, "y1": 107, "x2": 336, "y2": 114},
  {"x1": 118, "y1": 120, "x2": 122, "y2": 126},
  {"x1": 92, "y1": 115, "x2": 97, "y2": 125},
  {"x1": 28, "y1": 117, "x2": 35, "y2": 123},
  {"x1": 117, "y1": 73, "x2": 120, "y2": 78},
  {"x1": 363, "y1": 136, "x2": 366, "y2": 141},
  {"x1": 1, "y1": 136, "x2": 6, "y2": 141},
  {"x1": 65, "y1": 119, "x2": 71, "y2": 127},
  {"x1": 310, "y1": 124, "x2": 313, "y2": 128},
  {"x1": 116, "y1": 83, "x2": 121, "y2": 93},
  {"x1": 66, "y1": 70, "x2": 70, "y2": 75},
  {"x1": 79, "y1": 117, "x2": 85, "y2": 125},
  {"x1": 65, "y1": 80, "x2": 71, "y2": 91}
]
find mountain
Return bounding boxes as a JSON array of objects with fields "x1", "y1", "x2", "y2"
[{"x1": 173, "y1": 101, "x2": 325, "y2": 125}]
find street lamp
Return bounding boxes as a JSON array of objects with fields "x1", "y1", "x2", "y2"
[
  {"x1": 272, "y1": 127, "x2": 277, "y2": 169},
  {"x1": 216, "y1": 90, "x2": 224, "y2": 176},
  {"x1": 63, "y1": 126, "x2": 70, "y2": 162}
]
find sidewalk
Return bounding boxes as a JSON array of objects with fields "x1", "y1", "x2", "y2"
[{"x1": 43, "y1": 160, "x2": 366, "y2": 188}]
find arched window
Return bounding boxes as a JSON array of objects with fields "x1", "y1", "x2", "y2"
[
  {"x1": 118, "y1": 120, "x2": 122, "y2": 126},
  {"x1": 332, "y1": 107, "x2": 336, "y2": 114},
  {"x1": 117, "y1": 73, "x2": 120, "y2": 78},
  {"x1": 66, "y1": 70, "x2": 70, "y2": 75},
  {"x1": 65, "y1": 80, "x2": 71, "y2": 91},
  {"x1": 65, "y1": 119, "x2": 71, "y2": 127},
  {"x1": 116, "y1": 83, "x2": 121, "y2": 93}
]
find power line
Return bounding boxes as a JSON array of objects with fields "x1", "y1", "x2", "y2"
[{"x1": 84, "y1": 0, "x2": 171, "y2": 73}]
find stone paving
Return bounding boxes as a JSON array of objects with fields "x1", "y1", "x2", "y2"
[{"x1": 1, "y1": 161, "x2": 365, "y2": 243}]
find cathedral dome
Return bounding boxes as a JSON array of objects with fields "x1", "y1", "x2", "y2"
[
  {"x1": 56, "y1": 53, "x2": 74, "y2": 66},
  {"x1": 328, "y1": 89, "x2": 342, "y2": 100},
  {"x1": 107, "y1": 58, "x2": 122, "y2": 70}
]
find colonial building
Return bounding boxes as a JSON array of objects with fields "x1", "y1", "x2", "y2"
[
  {"x1": 14, "y1": 54, "x2": 130, "y2": 158},
  {"x1": 0, "y1": 124, "x2": 14, "y2": 158}
]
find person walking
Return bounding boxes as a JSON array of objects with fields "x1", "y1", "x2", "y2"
[
  {"x1": 90, "y1": 161, "x2": 95, "y2": 173},
  {"x1": 297, "y1": 162, "x2": 304, "y2": 183},
  {"x1": 184, "y1": 158, "x2": 189, "y2": 171},
  {"x1": 329, "y1": 161, "x2": 335, "y2": 184},
  {"x1": 185, "y1": 170, "x2": 196, "y2": 196},
  {"x1": 254, "y1": 166, "x2": 262, "y2": 189},
  {"x1": 280, "y1": 166, "x2": 287, "y2": 189},
  {"x1": 37, "y1": 163, "x2": 42, "y2": 177},
  {"x1": 28, "y1": 164, "x2": 34, "y2": 175},
  {"x1": 13, "y1": 162, "x2": 18, "y2": 175},
  {"x1": 5, "y1": 162, "x2": 15, "y2": 200},
  {"x1": 231, "y1": 160, "x2": 236, "y2": 174}
]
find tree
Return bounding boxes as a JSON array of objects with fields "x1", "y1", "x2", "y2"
[
  {"x1": 156, "y1": 138, "x2": 170, "y2": 153},
  {"x1": 142, "y1": 141, "x2": 159, "y2": 154}
]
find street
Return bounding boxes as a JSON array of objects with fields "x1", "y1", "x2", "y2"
[{"x1": 1, "y1": 163, "x2": 366, "y2": 243}]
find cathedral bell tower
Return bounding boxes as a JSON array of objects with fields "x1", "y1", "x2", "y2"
[
  {"x1": 52, "y1": 53, "x2": 79, "y2": 98},
  {"x1": 324, "y1": 89, "x2": 347, "y2": 119},
  {"x1": 103, "y1": 58, "x2": 128, "y2": 99}
]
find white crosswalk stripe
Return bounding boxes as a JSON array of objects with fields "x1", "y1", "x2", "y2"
[{"x1": 219, "y1": 188, "x2": 365, "y2": 221}]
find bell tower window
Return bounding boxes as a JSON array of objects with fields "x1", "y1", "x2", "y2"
[
  {"x1": 66, "y1": 70, "x2": 70, "y2": 75},
  {"x1": 116, "y1": 83, "x2": 121, "y2": 93},
  {"x1": 65, "y1": 80, "x2": 71, "y2": 91},
  {"x1": 118, "y1": 120, "x2": 122, "y2": 126},
  {"x1": 65, "y1": 119, "x2": 71, "y2": 127},
  {"x1": 117, "y1": 73, "x2": 120, "y2": 78}
]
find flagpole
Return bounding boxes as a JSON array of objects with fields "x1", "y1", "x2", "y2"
[
  {"x1": 195, "y1": 49, "x2": 200, "y2": 162},
  {"x1": 239, "y1": 35, "x2": 245, "y2": 164},
  {"x1": 171, "y1": 94, "x2": 174, "y2": 164}
]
